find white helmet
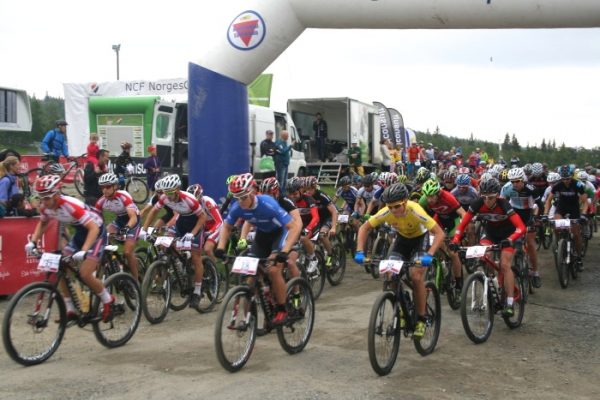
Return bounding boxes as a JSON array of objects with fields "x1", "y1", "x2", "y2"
[
  {"x1": 587, "y1": 174, "x2": 596, "y2": 183},
  {"x1": 547, "y1": 172, "x2": 560, "y2": 184},
  {"x1": 576, "y1": 170, "x2": 588, "y2": 181},
  {"x1": 507, "y1": 168, "x2": 525, "y2": 181},
  {"x1": 161, "y1": 174, "x2": 182, "y2": 191},
  {"x1": 98, "y1": 173, "x2": 119, "y2": 186},
  {"x1": 531, "y1": 162, "x2": 544, "y2": 177},
  {"x1": 480, "y1": 172, "x2": 493, "y2": 183}
]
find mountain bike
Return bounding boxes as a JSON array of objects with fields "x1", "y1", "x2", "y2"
[
  {"x1": 550, "y1": 218, "x2": 583, "y2": 289},
  {"x1": 2, "y1": 249, "x2": 141, "y2": 366},
  {"x1": 429, "y1": 237, "x2": 462, "y2": 310},
  {"x1": 214, "y1": 255, "x2": 315, "y2": 372},
  {"x1": 367, "y1": 256, "x2": 441, "y2": 376},
  {"x1": 295, "y1": 231, "x2": 326, "y2": 300},
  {"x1": 367, "y1": 223, "x2": 396, "y2": 280}
]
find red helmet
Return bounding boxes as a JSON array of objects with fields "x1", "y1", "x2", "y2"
[
  {"x1": 186, "y1": 183, "x2": 203, "y2": 200},
  {"x1": 35, "y1": 174, "x2": 62, "y2": 197},
  {"x1": 229, "y1": 173, "x2": 256, "y2": 197},
  {"x1": 259, "y1": 177, "x2": 279, "y2": 195}
]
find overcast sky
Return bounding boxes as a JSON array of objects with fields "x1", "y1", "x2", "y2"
[{"x1": 1, "y1": 1, "x2": 599, "y2": 148}]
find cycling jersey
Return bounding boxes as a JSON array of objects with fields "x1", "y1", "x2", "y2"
[
  {"x1": 551, "y1": 179, "x2": 585, "y2": 217},
  {"x1": 451, "y1": 186, "x2": 479, "y2": 211},
  {"x1": 419, "y1": 190, "x2": 461, "y2": 233},
  {"x1": 500, "y1": 182, "x2": 538, "y2": 210},
  {"x1": 357, "y1": 185, "x2": 381, "y2": 204},
  {"x1": 292, "y1": 194, "x2": 320, "y2": 232},
  {"x1": 368, "y1": 201, "x2": 436, "y2": 239},
  {"x1": 154, "y1": 191, "x2": 203, "y2": 217},
  {"x1": 225, "y1": 194, "x2": 292, "y2": 233},
  {"x1": 150, "y1": 194, "x2": 174, "y2": 224},
  {"x1": 200, "y1": 195, "x2": 223, "y2": 243},
  {"x1": 528, "y1": 175, "x2": 548, "y2": 199},
  {"x1": 277, "y1": 195, "x2": 297, "y2": 213},
  {"x1": 311, "y1": 189, "x2": 333, "y2": 222},
  {"x1": 95, "y1": 190, "x2": 140, "y2": 229},
  {"x1": 335, "y1": 186, "x2": 359, "y2": 209},
  {"x1": 40, "y1": 195, "x2": 103, "y2": 228}
]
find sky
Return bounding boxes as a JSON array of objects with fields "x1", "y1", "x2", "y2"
[{"x1": 1, "y1": 1, "x2": 599, "y2": 149}]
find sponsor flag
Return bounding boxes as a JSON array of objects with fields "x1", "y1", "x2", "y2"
[
  {"x1": 248, "y1": 74, "x2": 273, "y2": 107},
  {"x1": 388, "y1": 108, "x2": 407, "y2": 154},
  {"x1": 373, "y1": 101, "x2": 395, "y2": 147}
]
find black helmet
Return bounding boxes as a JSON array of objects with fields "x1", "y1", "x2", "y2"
[
  {"x1": 55, "y1": 119, "x2": 68, "y2": 127},
  {"x1": 558, "y1": 165, "x2": 571, "y2": 178},
  {"x1": 381, "y1": 183, "x2": 409, "y2": 204},
  {"x1": 479, "y1": 178, "x2": 501, "y2": 194},
  {"x1": 286, "y1": 177, "x2": 303, "y2": 193},
  {"x1": 362, "y1": 173, "x2": 376, "y2": 186},
  {"x1": 338, "y1": 176, "x2": 351, "y2": 186}
]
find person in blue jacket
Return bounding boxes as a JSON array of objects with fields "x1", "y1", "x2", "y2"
[{"x1": 41, "y1": 119, "x2": 69, "y2": 160}]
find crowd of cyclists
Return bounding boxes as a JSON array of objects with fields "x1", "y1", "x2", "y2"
[{"x1": 9, "y1": 151, "x2": 600, "y2": 368}]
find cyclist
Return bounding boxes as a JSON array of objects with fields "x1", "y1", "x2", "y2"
[
  {"x1": 331, "y1": 175, "x2": 359, "y2": 226},
  {"x1": 24, "y1": 175, "x2": 114, "y2": 322},
  {"x1": 95, "y1": 173, "x2": 141, "y2": 281},
  {"x1": 140, "y1": 179, "x2": 176, "y2": 230},
  {"x1": 367, "y1": 172, "x2": 398, "y2": 215},
  {"x1": 542, "y1": 172, "x2": 560, "y2": 219},
  {"x1": 441, "y1": 170, "x2": 457, "y2": 192},
  {"x1": 544, "y1": 165, "x2": 588, "y2": 271},
  {"x1": 500, "y1": 168, "x2": 541, "y2": 288},
  {"x1": 451, "y1": 173, "x2": 479, "y2": 245},
  {"x1": 450, "y1": 178, "x2": 526, "y2": 317},
  {"x1": 354, "y1": 173, "x2": 381, "y2": 219},
  {"x1": 114, "y1": 142, "x2": 134, "y2": 189},
  {"x1": 186, "y1": 183, "x2": 223, "y2": 264},
  {"x1": 41, "y1": 119, "x2": 69, "y2": 161},
  {"x1": 219, "y1": 175, "x2": 238, "y2": 217},
  {"x1": 419, "y1": 179, "x2": 465, "y2": 292},
  {"x1": 140, "y1": 174, "x2": 208, "y2": 309},
  {"x1": 215, "y1": 173, "x2": 302, "y2": 325},
  {"x1": 410, "y1": 167, "x2": 430, "y2": 201},
  {"x1": 355, "y1": 183, "x2": 446, "y2": 338}
]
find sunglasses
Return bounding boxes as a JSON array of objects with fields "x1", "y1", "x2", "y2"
[
  {"x1": 164, "y1": 189, "x2": 178, "y2": 196},
  {"x1": 510, "y1": 180, "x2": 523, "y2": 184},
  {"x1": 481, "y1": 194, "x2": 497, "y2": 200},
  {"x1": 387, "y1": 200, "x2": 408, "y2": 210}
]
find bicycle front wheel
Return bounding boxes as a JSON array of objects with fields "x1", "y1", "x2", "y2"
[
  {"x1": 302, "y1": 252, "x2": 326, "y2": 301},
  {"x1": 92, "y1": 273, "x2": 141, "y2": 348},
  {"x1": 556, "y1": 239, "x2": 570, "y2": 289},
  {"x1": 367, "y1": 291, "x2": 400, "y2": 376},
  {"x1": 414, "y1": 281, "x2": 441, "y2": 356},
  {"x1": 2, "y1": 283, "x2": 66, "y2": 366},
  {"x1": 126, "y1": 177, "x2": 149, "y2": 204},
  {"x1": 277, "y1": 277, "x2": 315, "y2": 355},
  {"x1": 461, "y1": 272, "x2": 494, "y2": 344},
  {"x1": 195, "y1": 257, "x2": 219, "y2": 313},
  {"x1": 503, "y1": 269, "x2": 526, "y2": 329},
  {"x1": 214, "y1": 285, "x2": 256, "y2": 372},
  {"x1": 141, "y1": 260, "x2": 171, "y2": 324},
  {"x1": 326, "y1": 237, "x2": 346, "y2": 286}
]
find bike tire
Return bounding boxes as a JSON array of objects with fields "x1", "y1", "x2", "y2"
[
  {"x1": 414, "y1": 281, "x2": 442, "y2": 356},
  {"x1": 503, "y1": 269, "x2": 526, "y2": 329},
  {"x1": 277, "y1": 277, "x2": 315, "y2": 355},
  {"x1": 214, "y1": 285, "x2": 256, "y2": 372},
  {"x1": 370, "y1": 237, "x2": 388, "y2": 280},
  {"x1": 141, "y1": 260, "x2": 171, "y2": 324},
  {"x1": 73, "y1": 168, "x2": 85, "y2": 196},
  {"x1": 302, "y1": 252, "x2": 326, "y2": 301},
  {"x1": 326, "y1": 237, "x2": 346, "y2": 286},
  {"x1": 92, "y1": 272, "x2": 141, "y2": 348},
  {"x1": 215, "y1": 259, "x2": 230, "y2": 303},
  {"x1": 126, "y1": 177, "x2": 149, "y2": 204},
  {"x1": 2, "y1": 282, "x2": 66, "y2": 366},
  {"x1": 445, "y1": 262, "x2": 461, "y2": 311},
  {"x1": 542, "y1": 227, "x2": 552, "y2": 250},
  {"x1": 556, "y1": 239, "x2": 569, "y2": 289},
  {"x1": 194, "y1": 257, "x2": 219, "y2": 313},
  {"x1": 460, "y1": 272, "x2": 494, "y2": 344},
  {"x1": 168, "y1": 260, "x2": 192, "y2": 311},
  {"x1": 367, "y1": 291, "x2": 401, "y2": 376}
]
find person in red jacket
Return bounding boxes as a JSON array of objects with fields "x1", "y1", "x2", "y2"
[{"x1": 450, "y1": 177, "x2": 526, "y2": 317}]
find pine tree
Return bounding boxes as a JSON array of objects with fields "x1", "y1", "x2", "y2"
[
  {"x1": 503, "y1": 133, "x2": 511, "y2": 149},
  {"x1": 541, "y1": 138, "x2": 547, "y2": 151},
  {"x1": 511, "y1": 134, "x2": 521, "y2": 151}
]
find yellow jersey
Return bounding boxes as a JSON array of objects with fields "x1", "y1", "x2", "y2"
[{"x1": 367, "y1": 200, "x2": 436, "y2": 239}]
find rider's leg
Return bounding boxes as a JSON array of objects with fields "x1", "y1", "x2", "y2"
[
  {"x1": 500, "y1": 249, "x2": 515, "y2": 300},
  {"x1": 123, "y1": 238, "x2": 139, "y2": 281}
]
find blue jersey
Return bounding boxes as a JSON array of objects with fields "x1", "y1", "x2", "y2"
[
  {"x1": 225, "y1": 194, "x2": 292, "y2": 233},
  {"x1": 335, "y1": 186, "x2": 359, "y2": 207},
  {"x1": 373, "y1": 186, "x2": 385, "y2": 201},
  {"x1": 500, "y1": 182, "x2": 538, "y2": 210}
]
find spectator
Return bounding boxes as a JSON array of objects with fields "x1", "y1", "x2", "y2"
[
  {"x1": 407, "y1": 142, "x2": 421, "y2": 177},
  {"x1": 260, "y1": 129, "x2": 277, "y2": 157},
  {"x1": 390, "y1": 144, "x2": 402, "y2": 173},
  {"x1": 41, "y1": 119, "x2": 69, "y2": 160},
  {"x1": 275, "y1": 130, "x2": 293, "y2": 191},
  {"x1": 144, "y1": 145, "x2": 161, "y2": 196},
  {"x1": 348, "y1": 140, "x2": 364, "y2": 176},
  {"x1": 115, "y1": 142, "x2": 134, "y2": 189},
  {"x1": 424, "y1": 143, "x2": 435, "y2": 167},
  {"x1": 83, "y1": 149, "x2": 109, "y2": 206},
  {"x1": 380, "y1": 139, "x2": 392, "y2": 172},
  {"x1": 480, "y1": 148, "x2": 489, "y2": 164},
  {"x1": 0, "y1": 148, "x2": 21, "y2": 162},
  {"x1": 86, "y1": 132, "x2": 100, "y2": 166},
  {"x1": 0, "y1": 156, "x2": 20, "y2": 217},
  {"x1": 313, "y1": 112, "x2": 328, "y2": 162}
]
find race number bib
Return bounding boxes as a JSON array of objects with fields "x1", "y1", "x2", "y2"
[
  {"x1": 379, "y1": 259, "x2": 404, "y2": 274},
  {"x1": 231, "y1": 257, "x2": 259, "y2": 276},
  {"x1": 246, "y1": 231, "x2": 256, "y2": 242},
  {"x1": 465, "y1": 246, "x2": 488, "y2": 259},
  {"x1": 37, "y1": 253, "x2": 61, "y2": 272},
  {"x1": 337, "y1": 215, "x2": 349, "y2": 223},
  {"x1": 554, "y1": 219, "x2": 571, "y2": 229},
  {"x1": 155, "y1": 236, "x2": 174, "y2": 248},
  {"x1": 176, "y1": 239, "x2": 192, "y2": 251}
]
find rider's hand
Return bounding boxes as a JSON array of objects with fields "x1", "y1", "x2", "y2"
[
  {"x1": 138, "y1": 229, "x2": 148, "y2": 241},
  {"x1": 419, "y1": 254, "x2": 433, "y2": 267},
  {"x1": 329, "y1": 228, "x2": 337, "y2": 237},
  {"x1": 579, "y1": 215, "x2": 588, "y2": 223},
  {"x1": 354, "y1": 251, "x2": 365, "y2": 264},
  {"x1": 236, "y1": 238, "x2": 248, "y2": 251},
  {"x1": 183, "y1": 232, "x2": 195, "y2": 242},
  {"x1": 275, "y1": 251, "x2": 289, "y2": 264},
  {"x1": 214, "y1": 248, "x2": 226, "y2": 260},
  {"x1": 302, "y1": 228, "x2": 310, "y2": 237},
  {"x1": 72, "y1": 250, "x2": 87, "y2": 262},
  {"x1": 24, "y1": 241, "x2": 36, "y2": 255}
]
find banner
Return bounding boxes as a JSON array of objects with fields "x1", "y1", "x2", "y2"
[
  {"x1": 388, "y1": 108, "x2": 407, "y2": 155},
  {"x1": 0, "y1": 217, "x2": 60, "y2": 295},
  {"x1": 372, "y1": 101, "x2": 395, "y2": 147},
  {"x1": 248, "y1": 74, "x2": 273, "y2": 107}
]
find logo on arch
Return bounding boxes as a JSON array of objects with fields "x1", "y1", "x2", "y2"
[{"x1": 227, "y1": 10, "x2": 266, "y2": 51}]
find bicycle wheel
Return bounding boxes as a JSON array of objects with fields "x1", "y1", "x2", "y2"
[
  {"x1": 581, "y1": 224, "x2": 590, "y2": 259},
  {"x1": 542, "y1": 226, "x2": 553, "y2": 250},
  {"x1": 513, "y1": 252, "x2": 532, "y2": 301},
  {"x1": 73, "y1": 168, "x2": 85, "y2": 196},
  {"x1": 414, "y1": 281, "x2": 441, "y2": 356},
  {"x1": 215, "y1": 259, "x2": 230, "y2": 303},
  {"x1": 326, "y1": 237, "x2": 346, "y2": 286},
  {"x1": 169, "y1": 262, "x2": 192, "y2": 311},
  {"x1": 370, "y1": 237, "x2": 389, "y2": 279},
  {"x1": 195, "y1": 257, "x2": 219, "y2": 313},
  {"x1": 277, "y1": 277, "x2": 315, "y2": 355},
  {"x1": 214, "y1": 285, "x2": 256, "y2": 372},
  {"x1": 126, "y1": 177, "x2": 149, "y2": 204},
  {"x1": 461, "y1": 272, "x2": 494, "y2": 344},
  {"x1": 141, "y1": 260, "x2": 171, "y2": 324},
  {"x1": 535, "y1": 226, "x2": 543, "y2": 251},
  {"x1": 367, "y1": 291, "x2": 400, "y2": 376},
  {"x1": 503, "y1": 269, "x2": 526, "y2": 329},
  {"x1": 2, "y1": 283, "x2": 66, "y2": 366},
  {"x1": 444, "y1": 260, "x2": 461, "y2": 311},
  {"x1": 302, "y1": 252, "x2": 326, "y2": 301},
  {"x1": 556, "y1": 239, "x2": 569, "y2": 289},
  {"x1": 92, "y1": 272, "x2": 141, "y2": 348}
]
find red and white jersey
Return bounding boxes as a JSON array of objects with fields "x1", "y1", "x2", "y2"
[
  {"x1": 95, "y1": 190, "x2": 139, "y2": 217},
  {"x1": 154, "y1": 191, "x2": 203, "y2": 217},
  {"x1": 40, "y1": 195, "x2": 103, "y2": 227},
  {"x1": 201, "y1": 195, "x2": 223, "y2": 232}
]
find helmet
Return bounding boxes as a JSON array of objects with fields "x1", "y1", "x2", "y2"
[
  {"x1": 229, "y1": 173, "x2": 255, "y2": 196},
  {"x1": 305, "y1": 176, "x2": 318, "y2": 188},
  {"x1": 415, "y1": 167, "x2": 430, "y2": 183},
  {"x1": 286, "y1": 177, "x2": 303, "y2": 193},
  {"x1": 35, "y1": 174, "x2": 62, "y2": 197},
  {"x1": 154, "y1": 178, "x2": 164, "y2": 191},
  {"x1": 380, "y1": 172, "x2": 398, "y2": 187},
  {"x1": 558, "y1": 165, "x2": 571, "y2": 178},
  {"x1": 362, "y1": 173, "x2": 376, "y2": 186},
  {"x1": 352, "y1": 174, "x2": 362, "y2": 184},
  {"x1": 499, "y1": 169, "x2": 509, "y2": 183},
  {"x1": 547, "y1": 172, "x2": 560, "y2": 184},
  {"x1": 120, "y1": 141, "x2": 132, "y2": 150},
  {"x1": 55, "y1": 119, "x2": 68, "y2": 127},
  {"x1": 522, "y1": 163, "x2": 533, "y2": 176},
  {"x1": 587, "y1": 174, "x2": 596, "y2": 183},
  {"x1": 576, "y1": 170, "x2": 588, "y2": 181},
  {"x1": 442, "y1": 170, "x2": 457, "y2": 182},
  {"x1": 339, "y1": 176, "x2": 352, "y2": 186},
  {"x1": 98, "y1": 173, "x2": 119, "y2": 186},
  {"x1": 161, "y1": 174, "x2": 182, "y2": 191},
  {"x1": 531, "y1": 162, "x2": 543, "y2": 177},
  {"x1": 480, "y1": 172, "x2": 494, "y2": 183},
  {"x1": 421, "y1": 179, "x2": 441, "y2": 197},
  {"x1": 47, "y1": 163, "x2": 66, "y2": 175},
  {"x1": 479, "y1": 178, "x2": 501, "y2": 194},
  {"x1": 507, "y1": 168, "x2": 525, "y2": 181},
  {"x1": 397, "y1": 174, "x2": 408, "y2": 184},
  {"x1": 493, "y1": 164, "x2": 505, "y2": 174},
  {"x1": 186, "y1": 184, "x2": 203, "y2": 199},
  {"x1": 381, "y1": 183, "x2": 409, "y2": 204},
  {"x1": 448, "y1": 165, "x2": 458, "y2": 174},
  {"x1": 456, "y1": 174, "x2": 471, "y2": 186},
  {"x1": 226, "y1": 175, "x2": 237, "y2": 185},
  {"x1": 259, "y1": 177, "x2": 280, "y2": 195}
]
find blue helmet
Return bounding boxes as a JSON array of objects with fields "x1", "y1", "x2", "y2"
[
  {"x1": 456, "y1": 174, "x2": 471, "y2": 186},
  {"x1": 559, "y1": 165, "x2": 571, "y2": 178}
]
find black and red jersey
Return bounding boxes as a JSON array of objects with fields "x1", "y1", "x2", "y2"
[
  {"x1": 453, "y1": 197, "x2": 525, "y2": 243},
  {"x1": 311, "y1": 189, "x2": 333, "y2": 221},
  {"x1": 292, "y1": 194, "x2": 320, "y2": 231}
]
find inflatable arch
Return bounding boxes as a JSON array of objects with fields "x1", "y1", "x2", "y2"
[{"x1": 189, "y1": 0, "x2": 600, "y2": 197}]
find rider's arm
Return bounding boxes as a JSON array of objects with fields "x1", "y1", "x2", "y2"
[
  {"x1": 427, "y1": 223, "x2": 446, "y2": 256},
  {"x1": 580, "y1": 192, "x2": 588, "y2": 215},
  {"x1": 190, "y1": 211, "x2": 207, "y2": 237},
  {"x1": 142, "y1": 207, "x2": 159, "y2": 231},
  {"x1": 240, "y1": 221, "x2": 254, "y2": 240},
  {"x1": 126, "y1": 207, "x2": 138, "y2": 230},
  {"x1": 281, "y1": 214, "x2": 302, "y2": 253},
  {"x1": 217, "y1": 222, "x2": 233, "y2": 251},
  {"x1": 544, "y1": 192, "x2": 554, "y2": 215},
  {"x1": 353, "y1": 197, "x2": 364, "y2": 213},
  {"x1": 288, "y1": 209, "x2": 303, "y2": 241},
  {"x1": 327, "y1": 203, "x2": 338, "y2": 234},
  {"x1": 452, "y1": 211, "x2": 474, "y2": 243},
  {"x1": 80, "y1": 219, "x2": 100, "y2": 252},
  {"x1": 508, "y1": 212, "x2": 527, "y2": 242},
  {"x1": 306, "y1": 205, "x2": 320, "y2": 233},
  {"x1": 30, "y1": 219, "x2": 49, "y2": 243},
  {"x1": 356, "y1": 220, "x2": 374, "y2": 253}
]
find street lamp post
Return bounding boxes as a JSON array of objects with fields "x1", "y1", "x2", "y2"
[{"x1": 112, "y1": 44, "x2": 121, "y2": 80}]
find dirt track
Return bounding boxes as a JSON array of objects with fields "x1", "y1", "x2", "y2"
[{"x1": 1, "y1": 239, "x2": 599, "y2": 400}]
